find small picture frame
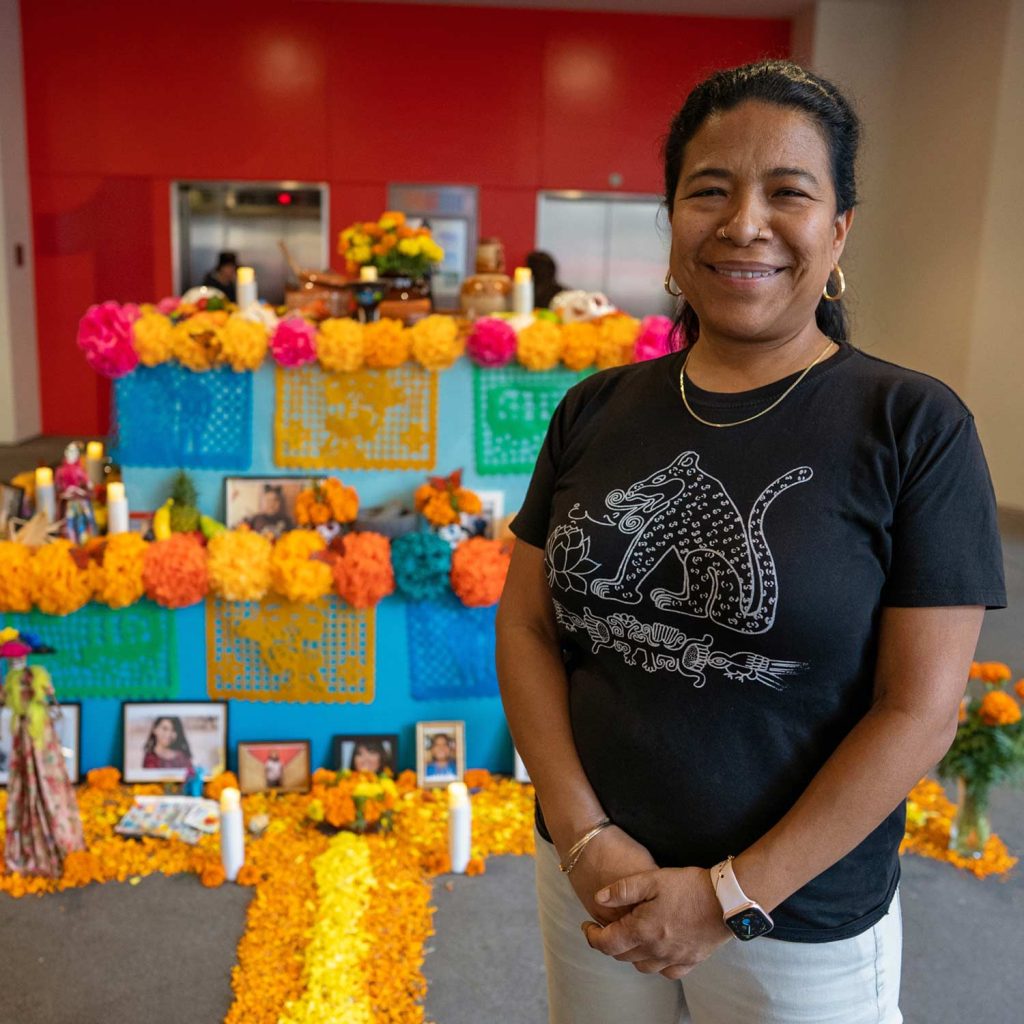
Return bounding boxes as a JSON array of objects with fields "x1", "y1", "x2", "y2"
[
  {"x1": 0, "y1": 702, "x2": 81, "y2": 786},
  {"x1": 332, "y1": 734, "x2": 398, "y2": 775},
  {"x1": 224, "y1": 476, "x2": 309, "y2": 540},
  {"x1": 128, "y1": 510, "x2": 154, "y2": 537},
  {"x1": 0, "y1": 483, "x2": 25, "y2": 521},
  {"x1": 122, "y1": 701, "x2": 229, "y2": 784},
  {"x1": 465, "y1": 489, "x2": 505, "y2": 539},
  {"x1": 236, "y1": 740, "x2": 311, "y2": 794},
  {"x1": 416, "y1": 720, "x2": 465, "y2": 789}
]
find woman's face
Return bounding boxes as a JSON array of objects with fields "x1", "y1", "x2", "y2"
[
  {"x1": 669, "y1": 100, "x2": 853, "y2": 346},
  {"x1": 430, "y1": 736, "x2": 452, "y2": 763},
  {"x1": 261, "y1": 490, "x2": 283, "y2": 515},
  {"x1": 353, "y1": 745, "x2": 383, "y2": 772},
  {"x1": 154, "y1": 718, "x2": 177, "y2": 748}
]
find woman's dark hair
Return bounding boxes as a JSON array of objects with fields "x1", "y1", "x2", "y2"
[
  {"x1": 663, "y1": 59, "x2": 860, "y2": 346},
  {"x1": 350, "y1": 739, "x2": 388, "y2": 771},
  {"x1": 144, "y1": 715, "x2": 193, "y2": 757}
]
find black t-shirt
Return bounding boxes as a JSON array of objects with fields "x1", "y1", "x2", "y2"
[{"x1": 510, "y1": 342, "x2": 1006, "y2": 942}]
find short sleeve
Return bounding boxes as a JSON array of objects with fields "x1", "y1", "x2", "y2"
[
  {"x1": 882, "y1": 414, "x2": 1006, "y2": 608},
  {"x1": 509, "y1": 394, "x2": 574, "y2": 549}
]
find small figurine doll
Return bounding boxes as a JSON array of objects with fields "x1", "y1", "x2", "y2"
[
  {"x1": 54, "y1": 443, "x2": 96, "y2": 544},
  {"x1": 0, "y1": 628, "x2": 85, "y2": 877}
]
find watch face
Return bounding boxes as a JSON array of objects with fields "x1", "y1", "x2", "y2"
[{"x1": 726, "y1": 907, "x2": 774, "y2": 941}]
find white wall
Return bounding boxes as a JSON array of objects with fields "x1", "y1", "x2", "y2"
[
  {"x1": 803, "y1": 0, "x2": 1024, "y2": 510},
  {"x1": 0, "y1": 0, "x2": 41, "y2": 444}
]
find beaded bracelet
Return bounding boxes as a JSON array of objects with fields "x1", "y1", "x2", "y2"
[{"x1": 559, "y1": 817, "x2": 613, "y2": 875}]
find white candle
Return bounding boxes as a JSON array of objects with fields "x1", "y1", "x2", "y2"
[
  {"x1": 236, "y1": 266, "x2": 257, "y2": 309},
  {"x1": 359, "y1": 265, "x2": 379, "y2": 282},
  {"x1": 447, "y1": 781, "x2": 472, "y2": 874},
  {"x1": 35, "y1": 466, "x2": 56, "y2": 521},
  {"x1": 219, "y1": 787, "x2": 246, "y2": 882},
  {"x1": 85, "y1": 441, "x2": 104, "y2": 486},
  {"x1": 106, "y1": 481, "x2": 128, "y2": 535},
  {"x1": 512, "y1": 266, "x2": 534, "y2": 316}
]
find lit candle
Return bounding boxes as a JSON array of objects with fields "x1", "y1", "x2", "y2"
[
  {"x1": 447, "y1": 781, "x2": 472, "y2": 874},
  {"x1": 359, "y1": 265, "x2": 379, "y2": 282},
  {"x1": 85, "y1": 441, "x2": 104, "y2": 486},
  {"x1": 219, "y1": 787, "x2": 246, "y2": 882},
  {"x1": 34, "y1": 466, "x2": 56, "y2": 521},
  {"x1": 106, "y1": 480, "x2": 129, "y2": 535},
  {"x1": 512, "y1": 266, "x2": 534, "y2": 316},
  {"x1": 236, "y1": 266, "x2": 257, "y2": 309}
]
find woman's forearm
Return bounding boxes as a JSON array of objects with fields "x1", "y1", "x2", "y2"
[
  {"x1": 496, "y1": 618, "x2": 606, "y2": 853},
  {"x1": 733, "y1": 699, "x2": 957, "y2": 913}
]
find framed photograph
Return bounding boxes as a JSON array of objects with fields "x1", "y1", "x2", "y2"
[
  {"x1": 459, "y1": 489, "x2": 504, "y2": 540},
  {"x1": 416, "y1": 720, "x2": 465, "y2": 789},
  {"x1": 236, "y1": 740, "x2": 311, "y2": 794},
  {"x1": 122, "y1": 701, "x2": 229, "y2": 784},
  {"x1": 128, "y1": 510, "x2": 154, "y2": 537},
  {"x1": 0, "y1": 702, "x2": 81, "y2": 786},
  {"x1": 332, "y1": 734, "x2": 398, "y2": 775},
  {"x1": 224, "y1": 476, "x2": 309, "y2": 539},
  {"x1": 1, "y1": 483, "x2": 25, "y2": 521}
]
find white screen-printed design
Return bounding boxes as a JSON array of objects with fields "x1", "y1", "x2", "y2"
[
  {"x1": 567, "y1": 451, "x2": 812, "y2": 635},
  {"x1": 552, "y1": 600, "x2": 806, "y2": 691}
]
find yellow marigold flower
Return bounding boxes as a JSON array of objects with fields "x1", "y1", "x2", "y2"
[
  {"x1": 363, "y1": 318, "x2": 410, "y2": 368},
  {"x1": 306, "y1": 797, "x2": 325, "y2": 822},
  {"x1": 316, "y1": 318, "x2": 365, "y2": 373},
  {"x1": 0, "y1": 541, "x2": 34, "y2": 612},
  {"x1": 207, "y1": 528, "x2": 272, "y2": 601},
  {"x1": 94, "y1": 532, "x2": 147, "y2": 609},
  {"x1": 171, "y1": 316, "x2": 219, "y2": 372},
  {"x1": 270, "y1": 530, "x2": 332, "y2": 603},
  {"x1": 379, "y1": 210, "x2": 405, "y2": 229},
  {"x1": 349, "y1": 245, "x2": 372, "y2": 265},
  {"x1": 517, "y1": 319, "x2": 563, "y2": 371},
  {"x1": 397, "y1": 237, "x2": 420, "y2": 257},
  {"x1": 30, "y1": 540, "x2": 93, "y2": 615},
  {"x1": 409, "y1": 314, "x2": 463, "y2": 371},
  {"x1": 217, "y1": 315, "x2": 268, "y2": 372},
  {"x1": 978, "y1": 690, "x2": 1022, "y2": 726},
  {"x1": 132, "y1": 311, "x2": 174, "y2": 367},
  {"x1": 560, "y1": 321, "x2": 599, "y2": 371}
]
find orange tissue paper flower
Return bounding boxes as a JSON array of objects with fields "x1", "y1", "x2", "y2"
[
  {"x1": 30, "y1": 539, "x2": 94, "y2": 615},
  {"x1": 595, "y1": 313, "x2": 640, "y2": 369},
  {"x1": 93, "y1": 532, "x2": 147, "y2": 609},
  {"x1": 516, "y1": 319, "x2": 563, "y2": 371},
  {"x1": 450, "y1": 537, "x2": 512, "y2": 607},
  {"x1": 0, "y1": 541, "x2": 34, "y2": 612},
  {"x1": 142, "y1": 533, "x2": 209, "y2": 608},
  {"x1": 363, "y1": 318, "x2": 410, "y2": 368},
  {"x1": 560, "y1": 322, "x2": 599, "y2": 372},
  {"x1": 316, "y1": 318, "x2": 366, "y2": 373},
  {"x1": 270, "y1": 530, "x2": 332, "y2": 603},
  {"x1": 408, "y1": 314, "x2": 464, "y2": 371},
  {"x1": 207, "y1": 528, "x2": 272, "y2": 601},
  {"x1": 978, "y1": 690, "x2": 1022, "y2": 726},
  {"x1": 331, "y1": 531, "x2": 395, "y2": 609}
]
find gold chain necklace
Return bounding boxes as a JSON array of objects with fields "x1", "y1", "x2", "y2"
[{"x1": 679, "y1": 340, "x2": 835, "y2": 429}]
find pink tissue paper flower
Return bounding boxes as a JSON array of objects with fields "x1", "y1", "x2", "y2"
[
  {"x1": 156, "y1": 296, "x2": 179, "y2": 315},
  {"x1": 633, "y1": 315, "x2": 676, "y2": 362},
  {"x1": 76, "y1": 301, "x2": 141, "y2": 378},
  {"x1": 270, "y1": 317, "x2": 317, "y2": 368},
  {"x1": 466, "y1": 317, "x2": 517, "y2": 368}
]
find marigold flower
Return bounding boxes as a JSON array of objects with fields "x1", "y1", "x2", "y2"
[
  {"x1": 30, "y1": 540, "x2": 94, "y2": 615},
  {"x1": 270, "y1": 530, "x2": 332, "y2": 603},
  {"x1": 978, "y1": 690, "x2": 1022, "y2": 726},
  {"x1": 207, "y1": 528, "x2": 272, "y2": 601},
  {"x1": 451, "y1": 537, "x2": 511, "y2": 607},
  {"x1": 143, "y1": 533, "x2": 208, "y2": 608},
  {"x1": 201, "y1": 863, "x2": 227, "y2": 887},
  {"x1": 236, "y1": 864, "x2": 261, "y2": 886},
  {"x1": 363, "y1": 318, "x2": 410, "y2": 368},
  {"x1": 316, "y1": 318, "x2": 366, "y2": 373},
  {"x1": 331, "y1": 531, "x2": 394, "y2": 609},
  {"x1": 217, "y1": 315, "x2": 268, "y2": 372},
  {"x1": 409, "y1": 314, "x2": 463, "y2": 371},
  {"x1": 205, "y1": 771, "x2": 240, "y2": 801},
  {"x1": 86, "y1": 766, "x2": 122, "y2": 790},
  {"x1": 132, "y1": 310, "x2": 175, "y2": 367},
  {"x1": 595, "y1": 313, "x2": 640, "y2": 369},
  {"x1": 0, "y1": 541, "x2": 34, "y2": 612},
  {"x1": 516, "y1": 319, "x2": 563, "y2": 371},
  {"x1": 93, "y1": 532, "x2": 147, "y2": 609},
  {"x1": 466, "y1": 856, "x2": 486, "y2": 876},
  {"x1": 463, "y1": 769, "x2": 493, "y2": 790},
  {"x1": 1015, "y1": 679, "x2": 1024, "y2": 701},
  {"x1": 560, "y1": 321, "x2": 599, "y2": 371},
  {"x1": 980, "y1": 662, "x2": 1013, "y2": 685},
  {"x1": 171, "y1": 314, "x2": 220, "y2": 372}
]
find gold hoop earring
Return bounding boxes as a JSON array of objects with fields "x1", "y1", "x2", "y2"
[
  {"x1": 823, "y1": 265, "x2": 846, "y2": 301},
  {"x1": 664, "y1": 271, "x2": 683, "y2": 297}
]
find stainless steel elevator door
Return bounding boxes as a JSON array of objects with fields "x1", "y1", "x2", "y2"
[{"x1": 535, "y1": 192, "x2": 673, "y2": 317}]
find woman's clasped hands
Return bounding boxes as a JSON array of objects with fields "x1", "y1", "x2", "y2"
[{"x1": 580, "y1": 862, "x2": 734, "y2": 980}]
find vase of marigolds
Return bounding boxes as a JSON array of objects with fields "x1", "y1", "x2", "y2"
[
  {"x1": 938, "y1": 661, "x2": 1024, "y2": 857},
  {"x1": 338, "y1": 211, "x2": 445, "y2": 322},
  {"x1": 305, "y1": 769, "x2": 399, "y2": 835}
]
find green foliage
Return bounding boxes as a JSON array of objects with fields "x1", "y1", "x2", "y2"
[{"x1": 939, "y1": 699, "x2": 1024, "y2": 804}]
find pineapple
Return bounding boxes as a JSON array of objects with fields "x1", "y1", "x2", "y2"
[{"x1": 168, "y1": 470, "x2": 200, "y2": 533}]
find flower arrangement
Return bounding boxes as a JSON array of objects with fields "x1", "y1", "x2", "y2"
[
  {"x1": 938, "y1": 661, "x2": 1024, "y2": 856},
  {"x1": 338, "y1": 210, "x2": 444, "y2": 279},
  {"x1": 295, "y1": 478, "x2": 359, "y2": 528},
  {"x1": 413, "y1": 469, "x2": 482, "y2": 527},
  {"x1": 306, "y1": 769, "x2": 399, "y2": 833}
]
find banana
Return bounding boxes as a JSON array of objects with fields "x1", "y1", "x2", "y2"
[{"x1": 152, "y1": 499, "x2": 173, "y2": 541}]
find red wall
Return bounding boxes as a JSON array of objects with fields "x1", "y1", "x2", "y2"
[{"x1": 20, "y1": 0, "x2": 789, "y2": 435}]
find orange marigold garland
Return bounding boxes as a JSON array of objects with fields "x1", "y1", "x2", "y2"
[
  {"x1": 270, "y1": 529, "x2": 333, "y2": 603},
  {"x1": 93, "y1": 532, "x2": 147, "y2": 609},
  {"x1": 30, "y1": 539, "x2": 94, "y2": 615},
  {"x1": 207, "y1": 528, "x2": 273, "y2": 601},
  {"x1": 331, "y1": 531, "x2": 395, "y2": 609},
  {"x1": 450, "y1": 537, "x2": 511, "y2": 607},
  {"x1": 142, "y1": 533, "x2": 209, "y2": 608},
  {"x1": 0, "y1": 541, "x2": 34, "y2": 612}
]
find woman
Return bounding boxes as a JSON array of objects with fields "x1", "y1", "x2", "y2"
[
  {"x1": 142, "y1": 716, "x2": 193, "y2": 772},
  {"x1": 350, "y1": 739, "x2": 389, "y2": 774},
  {"x1": 497, "y1": 60, "x2": 1005, "y2": 1023}
]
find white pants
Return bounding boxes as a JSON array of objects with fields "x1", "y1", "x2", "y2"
[{"x1": 535, "y1": 831, "x2": 903, "y2": 1024}]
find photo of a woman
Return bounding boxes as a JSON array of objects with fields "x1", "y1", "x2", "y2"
[{"x1": 141, "y1": 716, "x2": 193, "y2": 771}]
